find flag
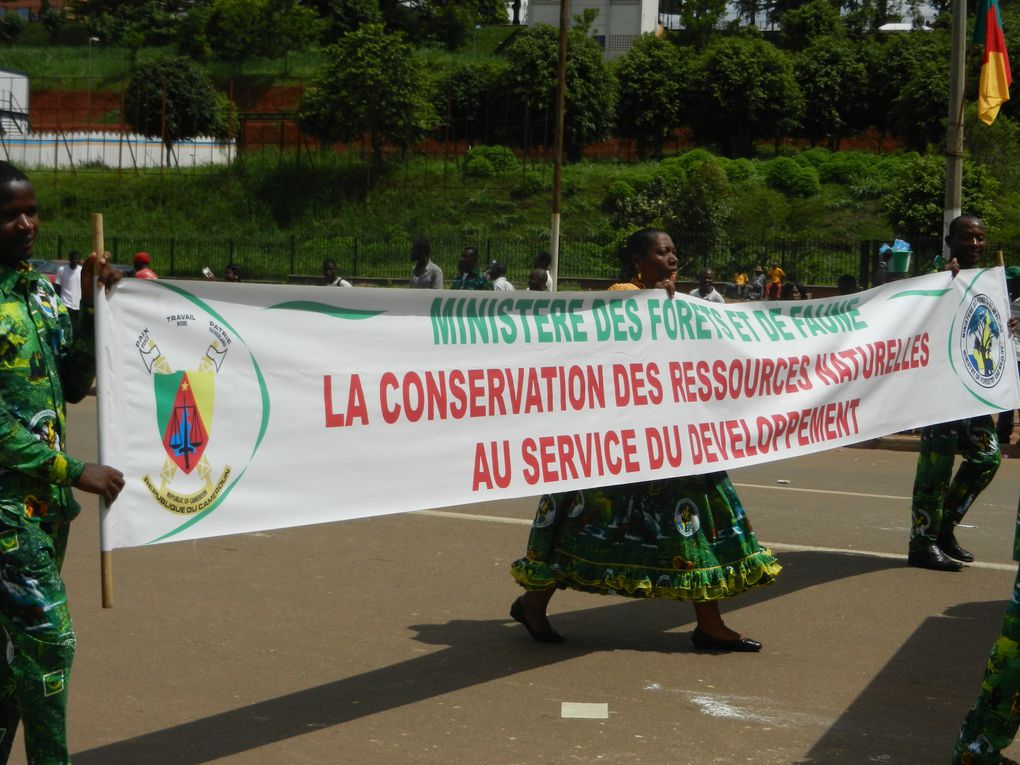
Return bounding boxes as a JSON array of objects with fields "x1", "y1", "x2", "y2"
[{"x1": 975, "y1": 0, "x2": 1012, "y2": 125}]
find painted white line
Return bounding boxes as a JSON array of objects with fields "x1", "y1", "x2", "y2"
[
  {"x1": 561, "y1": 702, "x2": 608, "y2": 719},
  {"x1": 732, "y1": 482, "x2": 908, "y2": 501},
  {"x1": 419, "y1": 510, "x2": 531, "y2": 526},
  {"x1": 417, "y1": 511, "x2": 1018, "y2": 572}
]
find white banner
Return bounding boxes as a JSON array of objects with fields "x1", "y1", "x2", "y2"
[{"x1": 95, "y1": 269, "x2": 1020, "y2": 550}]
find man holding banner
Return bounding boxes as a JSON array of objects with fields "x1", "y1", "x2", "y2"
[
  {"x1": 909, "y1": 215, "x2": 1001, "y2": 572},
  {"x1": 0, "y1": 161, "x2": 125, "y2": 764}
]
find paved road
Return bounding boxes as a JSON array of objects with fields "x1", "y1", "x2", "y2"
[{"x1": 11, "y1": 397, "x2": 1019, "y2": 764}]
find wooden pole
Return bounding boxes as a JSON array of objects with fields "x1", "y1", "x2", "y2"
[
  {"x1": 93, "y1": 213, "x2": 114, "y2": 609},
  {"x1": 549, "y1": 0, "x2": 569, "y2": 292}
]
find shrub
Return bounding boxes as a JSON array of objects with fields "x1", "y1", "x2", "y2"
[
  {"x1": 721, "y1": 158, "x2": 757, "y2": 183},
  {"x1": 511, "y1": 171, "x2": 545, "y2": 198},
  {"x1": 603, "y1": 180, "x2": 636, "y2": 211},
  {"x1": 765, "y1": 157, "x2": 821, "y2": 197},
  {"x1": 463, "y1": 144, "x2": 519, "y2": 174},
  {"x1": 464, "y1": 154, "x2": 496, "y2": 177}
]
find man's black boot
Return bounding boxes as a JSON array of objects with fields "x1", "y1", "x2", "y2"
[{"x1": 908, "y1": 543, "x2": 963, "y2": 572}]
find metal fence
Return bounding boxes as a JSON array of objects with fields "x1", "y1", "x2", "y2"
[{"x1": 35, "y1": 232, "x2": 957, "y2": 289}]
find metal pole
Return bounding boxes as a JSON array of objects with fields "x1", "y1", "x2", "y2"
[
  {"x1": 944, "y1": 0, "x2": 967, "y2": 255},
  {"x1": 549, "y1": 0, "x2": 569, "y2": 292}
]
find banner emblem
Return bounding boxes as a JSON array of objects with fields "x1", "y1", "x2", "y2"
[
  {"x1": 137, "y1": 324, "x2": 232, "y2": 515},
  {"x1": 960, "y1": 294, "x2": 1006, "y2": 388}
]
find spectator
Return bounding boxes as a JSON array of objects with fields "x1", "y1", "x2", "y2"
[
  {"x1": 451, "y1": 247, "x2": 493, "y2": 290},
  {"x1": 748, "y1": 265, "x2": 766, "y2": 300},
  {"x1": 837, "y1": 273, "x2": 859, "y2": 295},
  {"x1": 409, "y1": 238, "x2": 443, "y2": 289},
  {"x1": 765, "y1": 262, "x2": 785, "y2": 299},
  {"x1": 323, "y1": 259, "x2": 352, "y2": 287},
  {"x1": 54, "y1": 250, "x2": 82, "y2": 320},
  {"x1": 224, "y1": 263, "x2": 242, "y2": 282},
  {"x1": 731, "y1": 269, "x2": 749, "y2": 298},
  {"x1": 533, "y1": 251, "x2": 554, "y2": 291},
  {"x1": 527, "y1": 268, "x2": 550, "y2": 291},
  {"x1": 133, "y1": 252, "x2": 158, "y2": 280},
  {"x1": 781, "y1": 282, "x2": 802, "y2": 300},
  {"x1": 487, "y1": 261, "x2": 515, "y2": 291},
  {"x1": 689, "y1": 268, "x2": 726, "y2": 304}
]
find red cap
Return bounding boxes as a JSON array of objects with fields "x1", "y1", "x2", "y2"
[{"x1": 134, "y1": 252, "x2": 151, "y2": 265}]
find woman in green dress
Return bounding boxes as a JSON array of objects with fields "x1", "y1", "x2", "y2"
[{"x1": 509, "y1": 228, "x2": 781, "y2": 652}]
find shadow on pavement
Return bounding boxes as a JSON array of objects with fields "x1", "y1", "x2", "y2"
[
  {"x1": 795, "y1": 598, "x2": 1006, "y2": 764},
  {"x1": 72, "y1": 550, "x2": 906, "y2": 764}
]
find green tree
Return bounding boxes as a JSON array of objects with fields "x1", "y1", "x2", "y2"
[
  {"x1": 778, "y1": 0, "x2": 842, "y2": 48},
  {"x1": 613, "y1": 34, "x2": 686, "y2": 159},
  {"x1": 667, "y1": 159, "x2": 733, "y2": 264},
  {"x1": 679, "y1": 0, "x2": 728, "y2": 49},
  {"x1": 0, "y1": 13, "x2": 23, "y2": 45},
  {"x1": 499, "y1": 21, "x2": 616, "y2": 161},
  {"x1": 124, "y1": 56, "x2": 231, "y2": 158},
  {"x1": 434, "y1": 59, "x2": 506, "y2": 143},
  {"x1": 794, "y1": 36, "x2": 867, "y2": 148},
  {"x1": 205, "y1": 0, "x2": 323, "y2": 69},
  {"x1": 883, "y1": 153, "x2": 1000, "y2": 240},
  {"x1": 891, "y1": 55, "x2": 949, "y2": 152},
  {"x1": 70, "y1": 0, "x2": 180, "y2": 47},
  {"x1": 310, "y1": 0, "x2": 382, "y2": 41},
  {"x1": 685, "y1": 35, "x2": 803, "y2": 156},
  {"x1": 298, "y1": 24, "x2": 436, "y2": 165}
]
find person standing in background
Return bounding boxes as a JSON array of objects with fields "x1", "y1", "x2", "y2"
[
  {"x1": 133, "y1": 252, "x2": 158, "y2": 280},
  {"x1": 409, "y1": 239, "x2": 443, "y2": 289},
  {"x1": 54, "y1": 250, "x2": 82, "y2": 323}
]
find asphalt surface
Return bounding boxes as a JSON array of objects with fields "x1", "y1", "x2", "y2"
[{"x1": 10, "y1": 397, "x2": 1020, "y2": 764}]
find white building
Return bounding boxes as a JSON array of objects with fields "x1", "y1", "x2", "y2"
[
  {"x1": 0, "y1": 69, "x2": 29, "y2": 136},
  {"x1": 527, "y1": 0, "x2": 660, "y2": 59}
]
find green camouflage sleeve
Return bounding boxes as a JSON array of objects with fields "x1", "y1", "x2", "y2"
[{"x1": 0, "y1": 389, "x2": 85, "y2": 487}]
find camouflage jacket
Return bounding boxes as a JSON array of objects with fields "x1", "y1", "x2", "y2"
[
  {"x1": 451, "y1": 272, "x2": 494, "y2": 290},
  {"x1": 0, "y1": 263, "x2": 95, "y2": 523}
]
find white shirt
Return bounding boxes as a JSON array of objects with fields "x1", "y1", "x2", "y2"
[
  {"x1": 492, "y1": 276, "x2": 515, "y2": 291},
  {"x1": 55, "y1": 263, "x2": 82, "y2": 309},
  {"x1": 689, "y1": 286, "x2": 725, "y2": 304},
  {"x1": 328, "y1": 277, "x2": 353, "y2": 288}
]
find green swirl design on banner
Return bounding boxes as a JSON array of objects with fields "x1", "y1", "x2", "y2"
[
  {"x1": 267, "y1": 301, "x2": 384, "y2": 320},
  {"x1": 143, "y1": 282, "x2": 272, "y2": 545}
]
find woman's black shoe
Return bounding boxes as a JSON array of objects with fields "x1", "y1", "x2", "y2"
[
  {"x1": 691, "y1": 627, "x2": 762, "y2": 652},
  {"x1": 510, "y1": 597, "x2": 565, "y2": 643}
]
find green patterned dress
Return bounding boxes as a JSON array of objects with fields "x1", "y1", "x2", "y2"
[{"x1": 511, "y1": 472, "x2": 780, "y2": 602}]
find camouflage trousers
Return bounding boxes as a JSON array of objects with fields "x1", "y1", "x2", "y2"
[
  {"x1": 954, "y1": 571, "x2": 1020, "y2": 764},
  {"x1": 0, "y1": 517, "x2": 75, "y2": 765},
  {"x1": 910, "y1": 416, "x2": 1001, "y2": 552}
]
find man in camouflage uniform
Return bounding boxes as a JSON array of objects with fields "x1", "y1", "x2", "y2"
[
  {"x1": 0, "y1": 161, "x2": 124, "y2": 764},
  {"x1": 953, "y1": 498, "x2": 1020, "y2": 765},
  {"x1": 451, "y1": 246, "x2": 494, "y2": 290},
  {"x1": 909, "y1": 215, "x2": 1001, "y2": 572}
]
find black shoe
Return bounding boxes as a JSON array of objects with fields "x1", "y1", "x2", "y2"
[
  {"x1": 938, "y1": 530, "x2": 975, "y2": 563},
  {"x1": 691, "y1": 627, "x2": 762, "y2": 653},
  {"x1": 510, "y1": 597, "x2": 565, "y2": 643},
  {"x1": 907, "y1": 544, "x2": 963, "y2": 572}
]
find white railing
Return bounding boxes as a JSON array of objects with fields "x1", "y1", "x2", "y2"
[{"x1": 0, "y1": 131, "x2": 235, "y2": 169}]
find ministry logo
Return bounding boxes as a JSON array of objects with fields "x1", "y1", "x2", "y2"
[{"x1": 959, "y1": 294, "x2": 1006, "y2": 389}]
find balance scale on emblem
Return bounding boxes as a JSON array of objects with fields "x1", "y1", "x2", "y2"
[{"x1": 138, "y1": 339, "x2": 232, "y2": 515}]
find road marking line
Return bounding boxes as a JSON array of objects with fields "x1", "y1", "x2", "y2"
[
  {"x1": 417, "y1": 511, "x2": 1018, "y2": 572},
  {"x1": 561, "y1": 702, "x2": 608, "y2": 719},
  {"x1": 732, "y1": 482, "x2": 908, "y2": 501}
]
